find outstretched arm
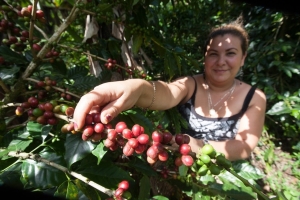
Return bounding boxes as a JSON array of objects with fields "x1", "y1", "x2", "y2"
[{"x1": 73, "y1": 77, "x2": 194, "y2": 131}]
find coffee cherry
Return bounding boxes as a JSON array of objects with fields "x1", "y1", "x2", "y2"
[
  {"x1": 122, "y1": 128, "x2": 133, "y2": 139},
  {"x1": 151, "y1": 130, "x2": 163, "y2": 143},
  {"x1": 61, "y1": 124, "x2": 69, "y2": 134},
  {"x1": 201, "y1": 144, "x2": 216, "y2": 158},
  {"x1": 123, "y1": 143, "x2": 134, "y2": 156},
  {"x1": 158, "y1": 150, "x2": 168, "y2": 162},
  {"x1": 36, "y1": 116, "x2": 47, "y2": 125},
  {"x1": 114, "y1": 188, "x2": 124, "y2": 198},
  {"x1": 146, "y1": 146, "x2": 158, "y2": 159},
  {"x1": 162, "y1": 131, "x2": 173, "y2": 144},
  {"x1": 181, "y1": 155, "x2": 194, "y2": 167},
  {"x1": 47, "y1": 117, "x2": 58, "y2": 125},
  {"x1": 65, "y1": 107, "x2": 74, "y2": 117},
  {"x1": 107, "y1": 129, "x2": 118, "y2": 140},
  {"x1": 94, "y1": 123, "x2": 105, "y2": 134},
  {"x1": 15, "y1": 106, "x2": 24, "y2": 116},
  {"x1": 127, "y1": 138, "x2": 139, "y2": 149},
  {"x1": 174, "y1": 156, "x2": 183, "y2": 167},
  {"x1": 136, "y1": 133, "x2": 149, "y2": 145},
  {"x1": 131, "y1": 124, "x2": 143, "y2": 137},
  {"x1": 93, "y1": 113, "x2": 101, "y2": 123},
  {"x1": 43, "y1": 102, "x2": 54, "y2": 111},
  {"x1": 104, "y1": 139, "x2": 116, "y2": 148},
  {"x1": 179, "y1": 144, "x2": 191, "y2": 155},
  {"x1": 32, "y1": 108, "x2": 44, "y2": 117},
  {"x1": 82, "y1": 125, "x2": 94, "y2": 137},
  {"x1": 134, "y1": 144, "x2": 147, "y2": 154},
  {"x1": 175, "y1": 133, "x2": 184, "y2": 145},
  {"x1": 118, "y1": 180, "x2": 129, "y2": 191},
  {"x1": 115, "y1": 121, "x2": 127, "y2": 133},
  {"x1": 199, "y1": 154, "x2": 211, "y2": 164}
]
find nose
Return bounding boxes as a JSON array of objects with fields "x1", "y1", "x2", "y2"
[{"x1": 216, "y1": 55, "x2": 225, "y2": 66}]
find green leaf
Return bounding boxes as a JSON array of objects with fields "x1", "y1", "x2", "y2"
[
  {"x1": 0, "y1": 163, "x2": 23, "y2": 188},
  {"x1": 267, "y1": 101, "x2": 291, "y2": 115},
  {"x1": 179, "y1": 165, "x2": 188, "y2": 176},
  {"x1": 78, "y1": 161, "x2": 133, "y2": 189},
  {"x1": 0, "y1": 65, "x2": 20, "y2": 84},
  {"x1": 64, "y1": 134, "x2": 97, "y2": 168},
  {"x1": 128, "y1": 157, "x2": 157, "y2": 176},
  {"x1": 74, "y1": 179, "x2": 102, "y2": 200},
  {"x1": 50, "y1": 58, "x2": 68, "y2": 76},
  {"x1": 21, "y1": 151, "x2": 67, "y2": 189},
  {"x1": 152, "y1": 195, "x2": 169, "y2": 200},
  {"x1": 232, "y1": 160, "x2": 264, "y2": 180},
  {"x1": 72, "y1": 75, "x2": 100, "y2": 93},
  {"x1": 67, "y1": 66, "x2": 89, "y2": 80},
  {"x1": 26, "y1": 121, "x2": 45, "y2": 132},
  {"x1": 138, "y1": 175, "x2": 151, "y2": 200},
  {"x1": 91, "y1": 142, "x2": 107, "y2": 165},
  {"x1": 55, "y1": 180, "x2": 79, "y2": 199},
  {"x1": 132, "y1": 34, "x2": 143, "y2": 55},
  {"x1": 0, "y1": 45, "x2": 28, "y2": 64},
  {"x1": 1, "y1": 130, "x2": 33, "y2": 160}
]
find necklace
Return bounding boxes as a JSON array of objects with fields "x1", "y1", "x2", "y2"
[{"x1": 205, "y1": 79, "x2": 236, "y2": 117}]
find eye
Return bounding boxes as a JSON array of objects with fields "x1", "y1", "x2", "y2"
[{"x1": 227, "y1": 52, "x2": 236, "y2": 56}]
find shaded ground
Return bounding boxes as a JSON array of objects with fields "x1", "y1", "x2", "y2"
[{"x1": 249, "y1": 135, "x2": 300, "y2": 199}]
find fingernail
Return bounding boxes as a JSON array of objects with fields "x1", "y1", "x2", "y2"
[
  {"x1": 74, "y1": 123, "x2": 78, "y2": 131},
  {"x1": 105, "y1": 114, "x2": 112, "y2": 122}
]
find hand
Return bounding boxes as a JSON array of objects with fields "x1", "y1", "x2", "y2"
[{"x1": 73, "y1": 80, "x2": 143, "y2": 130}]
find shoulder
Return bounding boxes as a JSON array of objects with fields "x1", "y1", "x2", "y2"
[{"x1": 244, "y1": 84, "x2": 266, "y2": 110}]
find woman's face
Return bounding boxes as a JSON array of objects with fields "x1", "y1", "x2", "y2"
[{"x1": 204, "y1": 34, "x2": 246, "y2": 83}]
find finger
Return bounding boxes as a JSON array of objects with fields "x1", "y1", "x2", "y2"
[
  {"x1": 99, "y1": 95, "x2": 135, "y2": 124},
  {"x1": 73, "y1": 91, "x2": 109, "y2": 130}
]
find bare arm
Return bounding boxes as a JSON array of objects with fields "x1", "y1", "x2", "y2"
[
  {"x1": 73, "y1": 77, "x2": 194, "y2": 130},
  {"x1": 188, "y1": 89, "x2": 267, "y2": 161}
]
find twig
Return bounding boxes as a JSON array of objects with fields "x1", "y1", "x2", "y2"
[
  {"x1": 24, "y1": 77, "x2": 81, "y2": 98},
  {"x1": 1, "y1": 103, "x2": 22, "y2": 108},
  {"x1": 8, "y1": 151, "x2": 115, "y2": 196},
  {"x1": 0, "y1": 78, "x2": 11, "y2": 93}
]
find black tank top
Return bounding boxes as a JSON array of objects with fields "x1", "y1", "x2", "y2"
[{"x1": 177, "y1": 78, "x2": 256, "y2": 141}]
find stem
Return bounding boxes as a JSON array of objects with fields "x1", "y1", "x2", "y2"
[
  {"x1": 227, "y1": 168, "x2": 270, "y2": 200},
  {"x1": 0, "y1": 78, "x2": 11, "y2": 93},
  {"x1": 7, "y1": 151, "x2": 115, "y2": 197},
  {"x1": 24, "y1": 77, "x2": 81, "y2": 98}
]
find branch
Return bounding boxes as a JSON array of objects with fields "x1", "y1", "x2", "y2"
[
  {"x1": 8, "y1": 151, "x2": 115, "y2": 197},
  {"x1": 0, "y1": 78, "x2": 11, "y2": 94},
  {"x1": 22, "y1": 0, "x2": 83, "y2": 79},
  {"x1": 24, "y1": 77, "x2": 81, "y2": 98}
]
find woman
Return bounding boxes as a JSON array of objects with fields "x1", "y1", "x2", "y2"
[{"x1": 73, "y1": 19, "x2": 266, "y2": 161}]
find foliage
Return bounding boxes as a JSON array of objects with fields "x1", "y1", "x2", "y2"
[{"x1": 0, "y1": 0, "x2": 299, "y2": 199}]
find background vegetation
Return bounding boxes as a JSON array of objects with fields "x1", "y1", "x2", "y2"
[{"x1": 0, "y1": 0, "x2": 299, "y2": 199}]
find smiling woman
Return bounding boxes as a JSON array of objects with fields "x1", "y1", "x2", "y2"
[{"x1": 73, "y1": 17, "x2": 267, "y2": 161}]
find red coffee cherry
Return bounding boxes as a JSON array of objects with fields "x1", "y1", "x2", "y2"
[
  {"x1": 122, "y1": 128, "x2": 133, "y2": 139},
  {"x1": 127, "y1": 138, "x2": 139, "y2": 149},
  {"x1": 94, "y1": 123, "x2": 105, "y2": 134},
  {"x1": 146, "y1": 146, "x2": 158, "y2": 159},
  {"x1": 158, "y1": 150, "x2": 169, "y2": 162},
  {"x1": 136, "y1": 133, "x2": 149, "y2": 145},
  {"x1": 115, "y1": 121, "x2": 127, "y2": 133},
  {"x1": 151, "y1": 130, "x2": 163, "y2": 143},
  {"x1": 107, "y1": 129, "x2": 118, "y2": 140},
  {"x1": 179, "y1": 144, "x2": 191, "y2": 155},
  {"x1": 181, "y1": 155, "x2": 194, "y2": 167},
  {"x1": 82, "y1": 125, "x2": 94, "y2": 137},
  {"x1": 123, "y1": 143, "x2": 134, "y2": 157},
  {"x1": 131, "y1": 124, "x2": 143, "y2": 137},
  {"x1": 118, "y1": 180, "x2": 129, "y2": 191}
]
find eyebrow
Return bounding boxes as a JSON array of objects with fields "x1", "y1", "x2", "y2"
[{"x1": 207, "y1": 47, "x2": 238, "y2": 52}]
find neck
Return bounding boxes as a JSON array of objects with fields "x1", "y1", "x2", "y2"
[{"x1": 203, "y1": 77, "x2": 236, "y2": 92}]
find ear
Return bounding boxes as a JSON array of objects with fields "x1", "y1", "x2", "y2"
[{"x1": 240, "y1": 52, "x2": 247, "y2": 66}]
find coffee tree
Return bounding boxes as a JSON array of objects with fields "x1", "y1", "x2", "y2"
[{"x1": 0, "y1": 0, "x2": 269, "y2": 199}]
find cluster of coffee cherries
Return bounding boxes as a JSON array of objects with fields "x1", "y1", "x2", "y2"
[
  {"x1": 19, "y1": 4, "x2": 46, "y2": 23},
  {"x1": 113, "y1": 180, "x2": 130, "y2": 200},
  {"x1": 15, "y1": 96, "x2": 59, "y2": 125},
  {"x1": 104, "y1": 58, "x2": 117, "y2": 70},
  {"x1": 172, "y1": 133, "x2": 195, "y2": 167}
]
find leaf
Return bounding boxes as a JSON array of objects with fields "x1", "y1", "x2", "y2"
[
  {"x1": 64, "y1": 134, "x2": 97, "y2": 168},
  {"x1": 74, "y1": 179, "x2": 102, "y2": 200},
  {"x1": 128, "y1": 157, "x2": 157, "y2": 176},
  {"x1": 0, "y1": 163, "x2": 23, "y2": 188},
  {"x1": 55, "y1": 180, "x2": 79, "y2": 199},
  {"x1": 0, "y1": 65, "x2": 20, "y2": 84},
  {"x1": 152, "y1": 195, "x2": 169, "y2": 200},
  {"x1": 67, "y1": 66, "x2": 89, "y2": 80},
  {"x1": 78, "y1": 161, "x2": 133, "y2": 189},
  {"x1": 72, "y1": 75, "x2": 100, "y2": 92},
  {"x1": 132, "y1": 34, "x2": 143, "y2": 55},
  {"x1": 267, "y1": 101, "x2": 291, "y2": 115},
  {"x1": 0, "y1": 45, "x2": 28, "y2": 64},
  {"x1": 21, "y1": 151, "x2": 67, "y2": 189},
  {"x1": 138, "y1": 175, "x2": 151, "y2": 200},
  {"x1": 91, "y1": 142, "x2": 107, "y2": 165},
  {"x1": 1, "y1": 130, "x2": 33, "y2": 160},
  {"x1": 232, "y1": 160, "x2": 265, "y2": 180},
  {"x1": 179, "y1": 165, "x2": 188, "y2": 176}
]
